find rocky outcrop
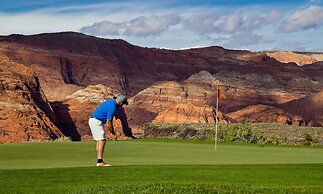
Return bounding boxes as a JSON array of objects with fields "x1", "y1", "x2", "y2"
[
  {"x1": 227, "y1": 105, "x2": 293, "y2": 124},
  {"x1": 266, "y1": 51, "x2": 317, "y2": 66},
  {"x1": 0, "y1": 56, "x2": 62, "y2": 143},
  {"x1": 131, "y1": 71, "x2": 217, "y2": 111},
  {"x1": 280, "y1": 92, "x2": 323, "y2": 127},
  {"x1": 310, "y1": 54, "x2": 323, "y2": 61},
  {"x1": 130, "y1": 71, "x2": 229, "y2": 125},
  {"x1": 153, "y1": 102, "x2": 229, "y2": 124},
  {"x1": 213, "y1": 70, "x2": 322, "y2": 112},
  {"x1": 131, "y1": 69, "x2": 322, "y2": 128},
  {"x1": 66, "y1": 84, "x2": 119, "y2": 103},
  {"x1": 212, "y1": 70, "x2": 322, "y2": 126}
]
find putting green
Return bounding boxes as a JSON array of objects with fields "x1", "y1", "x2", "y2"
[{"x1": 0, "y1": 139, "x2": 322, "y2": 169}]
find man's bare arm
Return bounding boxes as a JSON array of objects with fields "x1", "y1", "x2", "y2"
[{"x1": 106, "y1": 120, "x2": 116, "y2": 135}]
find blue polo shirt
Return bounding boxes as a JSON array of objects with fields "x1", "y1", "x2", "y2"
[{"x1": 91, "y1": 99, "x2": 117, "y2": 124}]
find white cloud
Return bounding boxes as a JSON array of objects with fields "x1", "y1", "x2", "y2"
[
  {"x1": 184, "y1": 10, "x2": 283, "y2": 36},
  {"x1": 80, "y1": 14, "x2": 182, "y2": 37},
  {"x1": 124, "y1": 14, "x2": 182, "y2": 37},
  {"x1": 184, "y1": 15, "x2": 218, "y2": 34},
  {"x1": 81, "y1": 21, "x2": 125, "y2": 36},
  {"x1": 262, "y1": 11, "x2": 282, "y2": 24},
  {"x1": 281, "y1": 6, "x2": 323, "y2": 32},
  {"x1": 185, "y1": 13, "x2": 245, "y2": 34},
  {"x1": 216, "y1": 13, "x2": 243, "y2": 33}
]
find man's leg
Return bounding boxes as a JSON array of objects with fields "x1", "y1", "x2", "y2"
[
  {"x1": 96, "y1": 140, "x2": 110, "y2": 166},
  {"x1": 96, "y1": 140, "x2": 106, "y2": 160},
  {"x1": 89, "y1": 118, "x2": 110, "y2": 166}
]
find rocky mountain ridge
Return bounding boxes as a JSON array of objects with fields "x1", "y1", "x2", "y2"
[
  {"x1": 0, "y1": 32, "x2": 322, "y2": 143},
  {"x1": 265, "y1": 51, "x2": 320, "y2": 66}
]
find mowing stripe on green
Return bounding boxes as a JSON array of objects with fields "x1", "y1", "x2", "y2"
[
  {"x1": 0, "y1": 140, "x2": 322, "y2": 169},
  {"x1": 0, "y1": 164, "x2": 322, "y2": 193}
]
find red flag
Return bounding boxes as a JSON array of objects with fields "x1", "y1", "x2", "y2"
[{"x1": 217, "y1": 89, "x2": 227, "y2": 100}]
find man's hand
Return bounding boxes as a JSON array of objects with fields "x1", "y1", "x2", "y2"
[
  {"x1": 107, "y1": 120, "x2": 117, "y2": 135},
  {"x1": 109, "y1": 127, "x2": 117, "y2": 136}
]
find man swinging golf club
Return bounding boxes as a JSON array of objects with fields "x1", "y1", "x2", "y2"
[{"x1": 88, "y1": 95, "x2": 128, "y2": 167}]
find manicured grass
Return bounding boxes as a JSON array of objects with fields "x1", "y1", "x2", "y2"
[
  {"x1": 0, "y1": 139, "x2": 322, "y2": 193},
  {"x1": 0, "y1": 164, "x2": 322, "y2": 193},
  {"x1": 0, "y1": 139, "x2": 322, "y2": 169}
]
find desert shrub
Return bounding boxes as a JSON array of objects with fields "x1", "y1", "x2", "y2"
[
  {"x1": 312, "y1": 138, "x2": 319, "y2": 144},
  {"x1": 54, "y1": 136, "x2": 72, "y2": 142},
  {"x1": 179, "y1": 127, "x2": 197, "y2": 139},
  {"x1": 304, "y1": 133, "x2": 313, "y2": 141},
  {"x1": 144, "y1": 123, "x2": 179, "y2": 138},
  {"x1": 303, "y1": 133, "x2": 314, "y2": 146},
  {"x1": 217, "y1": 122, "x2": 264, "y2": 143},
  {"x1": 304, "y1": 133, "x2": 320, "y2": 145},
  {"x1": 144, "y1": 122, "x2": 322, "y2": 146}
]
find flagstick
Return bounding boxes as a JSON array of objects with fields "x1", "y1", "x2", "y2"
[{"x1": 215, "y1": 89, "x2": 219, "y2": 151}]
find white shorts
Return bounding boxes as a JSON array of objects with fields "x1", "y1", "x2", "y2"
[{"x1": 88, "y1": 117, "x2": 106, "y2": 141}]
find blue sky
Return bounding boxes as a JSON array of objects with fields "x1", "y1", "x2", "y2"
[{"x1": 0, "y1": 0, "x2": 323, "y2": 51}]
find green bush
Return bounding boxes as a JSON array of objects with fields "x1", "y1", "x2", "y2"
[
  {"x1": 312, "y1": 138, "x2": 319, "y2": 144},
  {"x1": 304, "y1": 133, "x2": 313, "y2": 141},
  {"x1": 304, "y1": 133, "x2": 315, "y2": 146}
]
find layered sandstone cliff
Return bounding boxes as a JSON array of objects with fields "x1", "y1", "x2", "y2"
[
  {"x1": 130, "y1": 71, "x2": 230, "y2": 126},
  {"x1": 266, "y1": 51, "x2": 317, "y2": 66},
  {"x1": 0, "y1": 56, "x2": 62, "y2": 143},
  {"x1": 0, "y1": 32, "x2": 322, "y2": 143}
]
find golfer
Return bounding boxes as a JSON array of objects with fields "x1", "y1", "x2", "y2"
[{"x1": 88, "y1": 95, "x2": 128, "y2": 167}]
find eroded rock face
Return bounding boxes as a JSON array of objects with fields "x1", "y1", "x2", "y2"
[
  {"x1": 132, "y1": 71, "x2": 217, "y2": 111},
  {"x1": 213, "y1": 70, "x2": 322, "y2": 112},
  {"x1": 227, "y1": 104, "x2": 293, "y2": 124},
  {"x1": 280, "y1": 92, "x2": 323, "y2": 127},
  {"x1": 130, "y1": 69, "x2": 322, "y2": 128},
  {"x1": 130, "y1": 71, "x2": 229, "y2": 125},
  {"x1": 153, "y1": 102, "x2": 229, "y2": 124},
  {"x1": 211, "y1": 70, "x2": 322, "y2": 126},
  {"x1": 266, "y1": 52, "x2": 317, "y2": 66},
  {"x1": 0, "y1": 56, "x2": 62, "y2": 143}
]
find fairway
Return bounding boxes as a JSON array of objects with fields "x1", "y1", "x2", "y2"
[
  {"x1": 0, "y1": 139, "x2": 322, "y2": 193},
  {"x1": 1, "y1": 139, "x2": 323, "y2": 169}
]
